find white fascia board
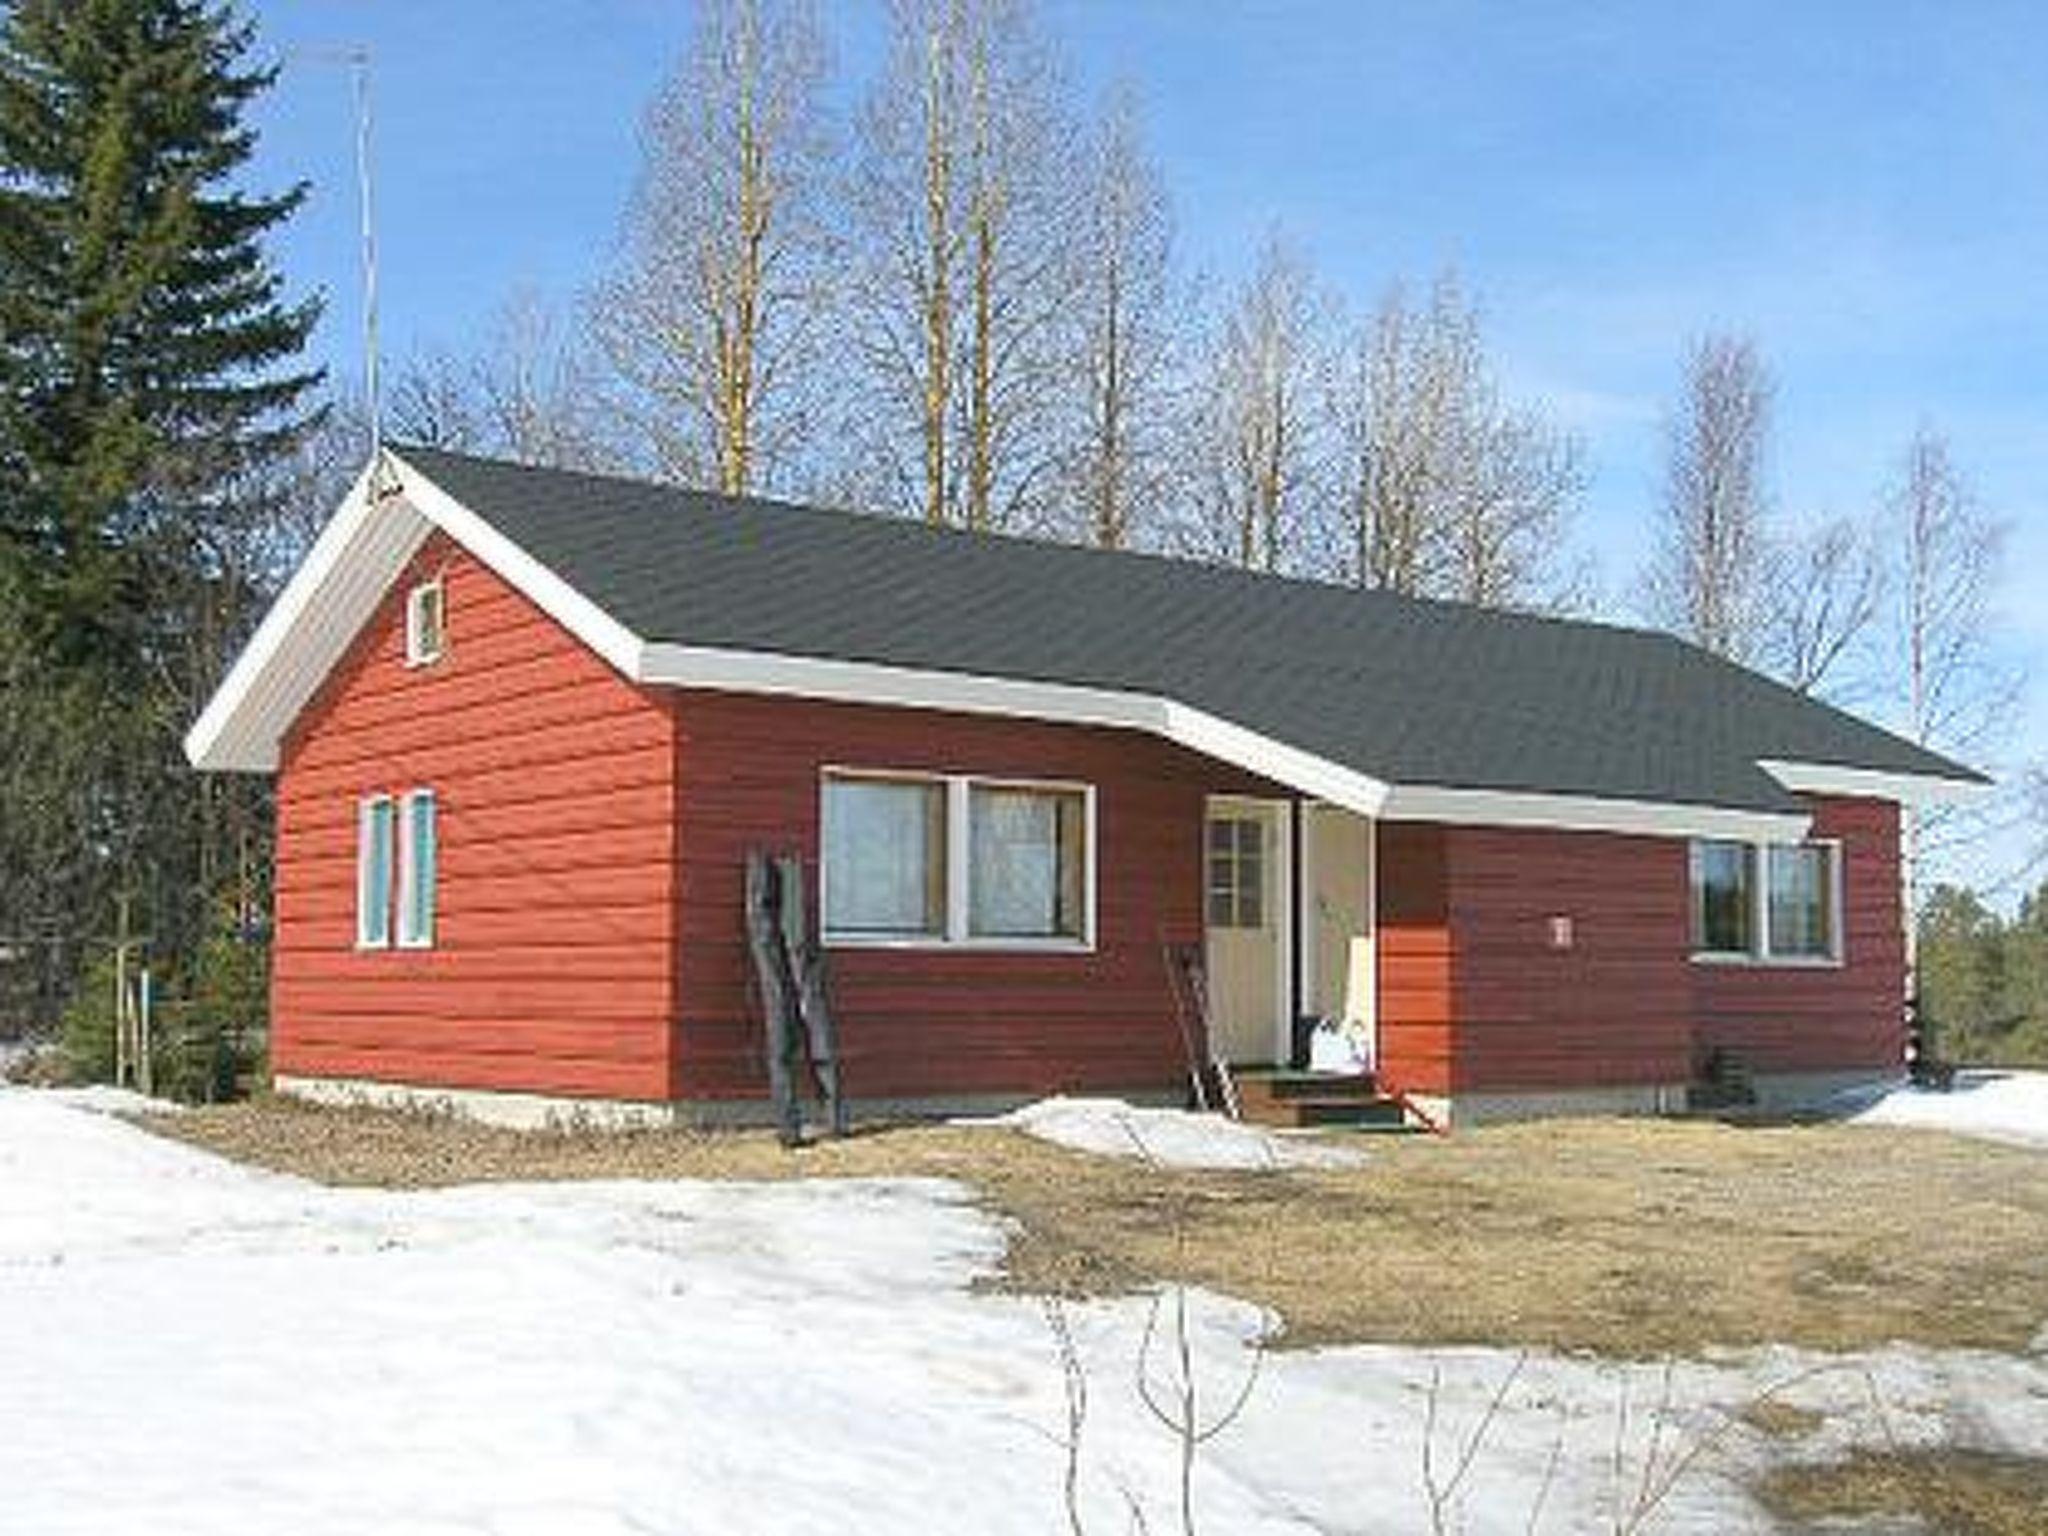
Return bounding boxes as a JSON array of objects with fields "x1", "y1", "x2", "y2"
[
  {"x1": 1757, "y1": 758, "x2": 1993, "y2": 807},
  {"x1": 1379, "y1": 784, "x2": 1812, "y2": 843},
  {"x1": 387, "y1": 449, "x2": 647, "y2": 680},
  {"x1": 636, "y1": 642, "x2": 1391, "y2": 817},
  {"x1": 184, "y1": 461, "x2": 419, "y2": 771}
]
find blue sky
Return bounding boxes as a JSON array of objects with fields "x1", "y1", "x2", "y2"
[{"x1": 245, "y1": 0, "x2": 2047, "y2": 867}]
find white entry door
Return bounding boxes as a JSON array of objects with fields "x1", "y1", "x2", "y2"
[{"x1": 1204, "y1": 798, "x2": 1290, "y2": 1064}]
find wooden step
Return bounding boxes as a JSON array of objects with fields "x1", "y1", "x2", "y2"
[
  {"x1": 1238, "y1": 1090, "x2": 1412, "y2": 1131},
  {"x1": 1235, "y1": 1068, "x2": 1382, "y2": 1103}
]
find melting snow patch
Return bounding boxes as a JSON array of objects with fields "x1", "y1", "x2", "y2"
[
  {"x1": 1838, "y1": 1069, "x2": 2048, "y2": 1148},
  {"x1": 967, "y1": 1094, "x2": 1368, "y2": 1170},
  {"x1": 5, "y1": 1087, "x2": 2046, "y2": 1535}
]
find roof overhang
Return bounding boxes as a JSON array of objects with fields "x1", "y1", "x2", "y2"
[
  {"x1": 1757, "y1": 758, "x2": 1992, "y2": 808},
  {"x1": 186, "y1": 450, "x2": 1975, "y2": 845}
]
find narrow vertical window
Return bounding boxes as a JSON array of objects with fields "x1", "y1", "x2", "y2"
[
  {"x1": 398, "y1": 789, "x2": 438, "y2": 948},
  {"x1": 1207, "y1": 816, "x2": 1267, "y2": 930},
  {"x1": 405, "y1": 579, "x2": 445, "y2": 666},
  {"x1": 356, "y1": 795, "x2": 394, "y2": 948}
]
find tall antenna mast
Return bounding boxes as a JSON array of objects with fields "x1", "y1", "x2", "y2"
[
  {"x1": 296, "y1": 43, "x2": 388, "y2": 474},
  {"x1": 349, "y1": 47, "x2": 383, "y2": 461}
]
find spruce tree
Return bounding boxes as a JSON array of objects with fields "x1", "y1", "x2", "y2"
[
  {"x1": 0, "y1": 0, "x2": 319, "y2": 1047},
  {"x1": 0, "y1": 0, "x2": 322, "y2": 653}
]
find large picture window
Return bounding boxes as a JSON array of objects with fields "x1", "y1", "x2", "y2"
[
  {"x1": 822, "y1": 771, "x2": 1094, "y2": 948},
  {"x1": 1690, "y1": 837, "x2": 1841, "y2": 964},
  {"x1": 821, "y1": 776, "x2": 947, "y2": 938},
  {"x1": 969, "y1": 785, "x2": 1086, "y2": 940}
]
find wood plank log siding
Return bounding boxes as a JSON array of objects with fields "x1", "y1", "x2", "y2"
[
  {"x1": 272, "y1": 533, "x2": 680, "y2": 1100},
  {"x1": 1689, "y1": 796, "x2": 1904, "y2": 1077},
  {"x1": 1372, "y1": 798, "x2": 1903, "y2": 1097},
  {"x1": 670, "y1": 689, "x2": 1272, "y2": 1102}
]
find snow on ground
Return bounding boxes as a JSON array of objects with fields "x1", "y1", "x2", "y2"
[
  {"x1": 967, "y1": 1094, "x2": 1368, "y2": 1170},
  {"x1": 4, "y1": 1088, "x2": 2046, "y2": 1535},
  {"x1": 1839, "y1": 1068, "x2": 2048, "y2": 1148}
]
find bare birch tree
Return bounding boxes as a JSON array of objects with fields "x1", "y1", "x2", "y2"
[
  {"x1": 1759, "y1": 513, "x2": 1884, "y2": 699},
  {"x1": 389, "y1": 293, "x2": 625, "y2": 473},
  {"x1": 1645, "y1": 334, "x2": 1773, "y2": 658},
  {"x1": 846, "y1": 0, "x2": 1072, "y2": 530},
  {"x1": 1178, "y1": 233, "x2": 1330, "y2": 574},
  {"x1": 1054, "y1": 83, "x2": 1178, "y2": 551},
  {"x1": 1328, "y1": 272, "x2": 1582, "y2": 607},
  {"x1": 595, "y1": 0, "x2": 832, "y2": 494},
  {"x1": 1886, "y1": 427, "x2": 2019, "y2": 917}
]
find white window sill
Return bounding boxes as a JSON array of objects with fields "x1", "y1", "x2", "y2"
[
  {"x1": 1689, "y1": 950, "x2": 1843, "y2": 970},
  {"x1": 825, "y1": 934, "x2": 1095, "y2": 955}
]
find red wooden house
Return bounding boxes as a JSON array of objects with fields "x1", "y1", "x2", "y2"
[{"x1": 186, "y1": 447, "x2": 1985, "y2": 1127}]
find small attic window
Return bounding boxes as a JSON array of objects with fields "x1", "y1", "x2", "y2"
[{"x1": 405, "y1": 579, "x2": 445, "y2": 666}]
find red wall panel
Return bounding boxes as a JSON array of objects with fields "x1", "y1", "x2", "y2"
[
  {"x1": 1375, "y1": 799, "x2": 1905, "y2": 1099},
  {"x1": 670, "y1": 689, "x2": 1266, "y2": 1102},
  {"x1": 271, "y1": 533, "x2": 679, "y2": 1100}
]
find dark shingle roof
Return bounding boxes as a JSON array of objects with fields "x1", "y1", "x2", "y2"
[{"x1": 397, "y1": 445, "x2": 1983, "y2": 815}]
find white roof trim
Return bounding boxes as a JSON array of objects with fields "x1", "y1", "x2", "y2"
[
  {"x1": 184, "y1": 451, "x2": 1956, "y2": 845},
  {"x1": 1758, "y1": 758, "x2": 1991, "y2": 806},
  {"x1": 1379, "y1": 784, "x2": 1811, "y2": 843},
  {"x1": 184, "y1": 462, "x2": 432, "y2": 772},
  {"x1": 637, "y1": 641, "x2": 1393, "y2": 818},
  {"x1": 389, "y1": 449, "x2": 646, "y2": 679}
]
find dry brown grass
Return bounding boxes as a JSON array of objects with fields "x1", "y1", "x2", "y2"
[
  {"x1": 140, "y1": 1095, "x2": 2048, "y2": 1358},
  {"x1": 1756, "y1": 1450, "x2": 2048, "y2": 1535}
]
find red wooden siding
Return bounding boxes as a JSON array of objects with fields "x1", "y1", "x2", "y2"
[
  {"x1": 670, "y1": 689, "x2": 1266, "y2": 1102},
  {"x1": 1690, "y1": 797, "x2": 1905, "y2": 1076},
  {"x1": 271, "y1": 532, "x2": 679, "y2": 1099},
  {"x1": 1442, "y1": 828, "x2": 1692, "y2": 1093},
  {"x1": 1374, "y1": 824, "x2": 1455, "y2": 1095},
  {"x1": 1374, "y1": 799, "x2": 1904, "y2": 1097},
  {"x1": 272, "y1": 525, "x2": 1905, "y2": 1111}
]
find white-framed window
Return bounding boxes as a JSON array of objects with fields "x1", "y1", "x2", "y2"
[
  {"x1": 1689, "y1": 837, "x2": 1842, "y2": 965},
  {"x1": 821, "y1": 775, "x2": 948, "y2": 940},
  {"x1": 356, "y1": 795, "x2": 395, "y2": 949},
  {"x1": 1206, "y1": 815, "x2": 1267, "y2": 930},
  {"x1": 397, "y1": 789, "x2": 438, "y2": 948},
  {"x1": 405, "y1": 578, "x2": 445, "y2": 666},
  {"x1": 821, "y1": 769, "x2": 1095, "y2": 949}
]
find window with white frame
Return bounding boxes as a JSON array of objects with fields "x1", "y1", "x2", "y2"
[
  {"x1": 968, "y1": 783, "x2": 1087, "y2": 940},
  {"x1": 822, "y1": 771, "x2": 1093, "y2": 947},
  {"x1": 397, "y1": 789, "x2": 438, "y2": 948},
  {"x1": 405, "y1": 578, "x2": 445, "y2": 666},
  {"x1": 1689, "y1": 838, "x2": 1841, "y2": 963},
  {"x1": 821, "y1": 776, "x2": 947, "y2": 939},
  {"x1": 356, "y1": 795, "x2": 395, "y2": 948},
  {"x1": 1766, "y1": 842, "x2": 1837, "y2": 959}
]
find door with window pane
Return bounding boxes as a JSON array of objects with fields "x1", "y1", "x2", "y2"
[{"x1": 1204, "y1": 800, "x2": 1287, "y2": 1064}]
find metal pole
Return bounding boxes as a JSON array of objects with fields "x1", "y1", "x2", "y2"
[{"x1": 350, "y1": 48, "x2": 383, "y2": 459}]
